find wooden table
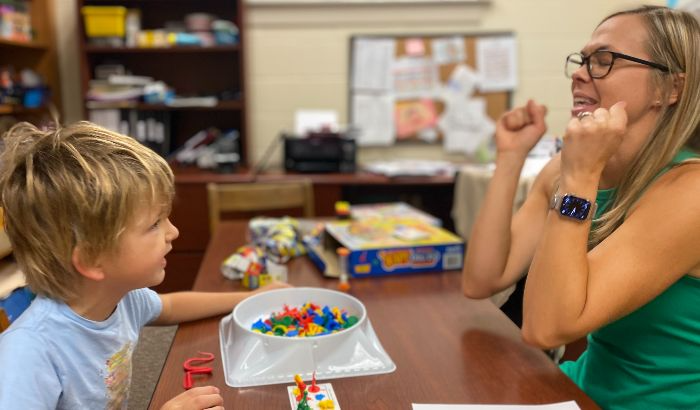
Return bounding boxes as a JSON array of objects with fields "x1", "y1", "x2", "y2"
[{"x1": 149, "y1": 221, "x2": 598, "y2": 409}]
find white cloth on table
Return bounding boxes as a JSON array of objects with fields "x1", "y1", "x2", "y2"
[{"x1": 451, "y1": 157, "x2": 549, "y2": 307}]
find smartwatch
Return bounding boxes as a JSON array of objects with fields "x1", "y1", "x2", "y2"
[{"x1": 550, "y1": 193, "x2": 597, "y2": 221}]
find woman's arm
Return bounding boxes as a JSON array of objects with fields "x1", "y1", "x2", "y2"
[
  {"x1": 462, "y1": 99, "x2": 551, "y2": 298},
  {"x1": 523, "y1": 104, "x2": 700, "y2": 348},
  {"x1": 463, "y1": 155, "x2": 556, "y2": 298}
]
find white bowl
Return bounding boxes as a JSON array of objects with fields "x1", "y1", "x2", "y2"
[{"x1": 219, "y1": 287, "x2": 396, "y2": 387}]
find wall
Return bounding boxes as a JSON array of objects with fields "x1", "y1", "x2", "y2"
[{"x1": 57, "y1": 0, "x2": 664, "y2": 165}]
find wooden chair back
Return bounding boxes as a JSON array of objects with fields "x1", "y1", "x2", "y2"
[{"x1": 206, "y1": 180, "x2": 315, "y2": 234}]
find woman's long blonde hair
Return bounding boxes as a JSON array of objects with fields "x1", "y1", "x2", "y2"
[{"x1": 589, "y1": 6, "x2": 700, "y2": 246}]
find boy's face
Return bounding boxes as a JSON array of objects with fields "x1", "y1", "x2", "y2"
[{"x1": 99, "y1": 203, "x2": 179, "y2": 291}]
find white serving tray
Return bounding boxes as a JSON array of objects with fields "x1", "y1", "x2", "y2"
[{"x1": 219, "y1": 287, "x2": 396, "y2": 387}]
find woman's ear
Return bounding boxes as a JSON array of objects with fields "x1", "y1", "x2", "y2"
[
  {"x1": 667, "y1": 73, "x2": 685, "y2": 106},
  {"x1": 71, "y1": 246, "x2": 105, "y2": 281}
]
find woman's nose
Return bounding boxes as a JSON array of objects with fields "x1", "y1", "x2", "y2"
[{"x1": 571, "y1": 64, "x2": 591, "y2": 82}]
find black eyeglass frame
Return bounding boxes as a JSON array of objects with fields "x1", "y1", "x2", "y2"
[{"x1": 565, "y1": 50, "x2": 670, "y2": 79}]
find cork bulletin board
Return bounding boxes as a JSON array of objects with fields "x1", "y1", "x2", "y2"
[{"x1": 349, "y1": 32, "x2": 515, "y2": 150}]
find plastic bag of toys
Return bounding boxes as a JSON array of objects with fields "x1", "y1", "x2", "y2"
[
  {"x1": 221, "y1": 245, "x2": 265, "y2": 281},
  {"x1": 248, "y1": 217, "x2": 307, "y2": 263}
]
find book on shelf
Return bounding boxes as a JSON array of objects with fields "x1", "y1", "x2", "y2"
[
  {"x1": 165, "y1": 96, "x2": 218, "y2": 107},
  {"x1": 89, "y1": 109, "x2": 171, "y2": 156}
]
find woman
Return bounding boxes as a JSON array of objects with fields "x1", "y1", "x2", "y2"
[{"x1": 462, "y1": 6, "x2": 700, "y2": 408}]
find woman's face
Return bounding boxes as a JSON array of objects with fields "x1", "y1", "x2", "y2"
[{"x1": 571, "y1": 14, "x2": 662, "y2": 131}]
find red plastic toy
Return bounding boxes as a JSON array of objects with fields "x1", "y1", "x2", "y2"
[
  {"x1": 183, "y1": 351, "x2": 215, "y2": 389},
  {"x1": 308, "y1": 371, "x2": 321, "y2": 393}
]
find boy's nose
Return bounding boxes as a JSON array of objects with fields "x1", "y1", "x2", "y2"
[{"x1": 165, "y1": 219, "x2": 180, "y2": 241}]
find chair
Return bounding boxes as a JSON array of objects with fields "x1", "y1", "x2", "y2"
[{"x1": 206, "y1": 180, "x2": 315, "y2": 234}]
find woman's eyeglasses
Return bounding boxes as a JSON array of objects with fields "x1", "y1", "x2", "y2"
[{"x1": 565, "y1": 50, "x2": 669, "y2": 79}]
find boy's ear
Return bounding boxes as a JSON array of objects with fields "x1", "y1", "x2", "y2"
[
  {"x1": 71, "y1": 246, "x2": 105, "y2": 281},
  {"x1": 667, "y1": 73, "x2": 685, "y2": 106}
]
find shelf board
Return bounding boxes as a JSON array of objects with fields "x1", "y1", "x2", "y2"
[
  {"x1": 0, "y1": 105, "x2": 48, "y2": 115},
  {"x1": 85, "y1": 100, "x2": 243, "y2": 111},
  {"x1": 0, "y1": 38, "x2": 48, "y2": 51},
  {"x1": 84, "y1": 45, "x2": 240, "y2": 54}
]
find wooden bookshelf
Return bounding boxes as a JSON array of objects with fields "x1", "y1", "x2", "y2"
[
  {"x1": 84, "y1": 44, "x2": 240, "y2": 54},
  {"x1": 76, "y1": 0, "x2": 249, "y2": 291},
  {"x1": 76, "y1": 0, "x2": 248, "y2": 163},
  {"x1": 0, "y1": 0, "x2": 62, "y2": 128}
]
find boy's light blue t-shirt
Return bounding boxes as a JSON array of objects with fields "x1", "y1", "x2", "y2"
[{"x1": 0, "y1": 288, "x2": 162, "y2": 409}]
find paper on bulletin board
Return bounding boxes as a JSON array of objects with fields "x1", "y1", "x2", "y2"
[
  {"x1": 439, "y1": 98, "x2": 495, "y2": 154},
  {"x1": 476, "y1": 36, "x2": 518, "y2": 92},
  {"x1": 352, "y1": 38, "x2": 395, "y2": 92},
  {"x1": 431, "y1": 36, "x2": 466, "y2": 65},
  {"x1": 444, "y1": 64, "x2": 480, "y2": 99},
  {"x1": 405, "y1": 37, "x2": 427, "y2": 56},
  {"x1": 352, "y1": 94, "x2": 396, "y2": 146},
  {"x1": 392, "y1": 57, "x2": 440, "y2": 99},
  {"x1": 395, "y1": 99, "x2": 438, "y2": 140}
]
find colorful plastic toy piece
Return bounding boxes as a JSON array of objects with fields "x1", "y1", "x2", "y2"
[
  {"x1": 318, "y1": 399, "x2": 335, "y2": 409},
  {"x1": 288, "y1": 373, "x2": 338, "y2": 410},
  {"x1": 251, "y1": 302, "x2": 359, "y2": 338},
  {"x1": 182, "y1": 351, "x2": 215, "y2": 390},
  {"x1": 334, "y1": 201, "x2": 351, "y2": 220},
  {"x1": 294, "y1": 374, "x2": 312, "y2": 410},
  {"x1": 308, "y1": 371, "x2": 320, "y2": 393},
  {"x1": 336, "y1": 247, "x2": 351, "y2": 292}
]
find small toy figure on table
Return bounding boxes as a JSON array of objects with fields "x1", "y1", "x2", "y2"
[
  {"x1": 336, "y1": 247, "x2": 351, "y2": 292},
  {"x1": 294, "y1": 374, "x2": 312, "y2": 410},
  {"x1": 334, "y1": 201, "x2": 351, "y2": 220},
  {"x1": 288, "y1": 373, "x2": 338, "y2": 410},
  {"x1": 220, "y1": 245, "x2": 266, "y2": 289}
]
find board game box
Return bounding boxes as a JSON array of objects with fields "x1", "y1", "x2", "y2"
[
  {"x1": 349, "y1": 202, "x2": 441, "y2": 226},
  {"x1": 305, "y1": 216, "x2": 464, "y2": 278}
]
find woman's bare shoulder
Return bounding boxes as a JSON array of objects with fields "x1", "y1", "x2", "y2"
[
  {"x1": 632, "y1": 160, "x2": 700, "y2": 214},
  {"x1": 650, "y1": 160, "x2": 700, "y2": 192}
]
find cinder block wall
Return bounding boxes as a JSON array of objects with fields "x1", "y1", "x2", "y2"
[
  {"x1": 57, "y1": 0, "x2": 663, "y2": 166},
  {"x1": 245, "y1": 0, "x2": 663, "y2": 166}
]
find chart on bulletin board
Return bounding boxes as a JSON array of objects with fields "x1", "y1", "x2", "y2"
[{"x1": 349, "y1": 33, "x2": 516, "y2": 154}]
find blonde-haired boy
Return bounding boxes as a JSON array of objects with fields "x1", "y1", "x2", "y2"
[{"x1": 0, "y1": 122, "x2": 288, "y2": 409}]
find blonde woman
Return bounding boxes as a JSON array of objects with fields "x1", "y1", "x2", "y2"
[{"x1": 462, "y1": 6, "x2": 700, "y2": 408}]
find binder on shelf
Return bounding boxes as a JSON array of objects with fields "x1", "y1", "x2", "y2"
[{"x1": 89, "y1": 108, "x2": 171, "y2": 157}]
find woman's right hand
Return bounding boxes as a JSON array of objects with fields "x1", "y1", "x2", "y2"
[{"x1": 495, "y1": 99, "x2": 548, "y2": 158}]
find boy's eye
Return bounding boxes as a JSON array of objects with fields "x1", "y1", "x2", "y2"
[{"x1": 150, "y1": 220, "x2": 161, "y2": 230}]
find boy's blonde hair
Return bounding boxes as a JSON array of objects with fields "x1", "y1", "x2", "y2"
[
  {"x1": 0, "y1": 121, "x2": 175, "y2": 302},
  {"x1": 589, "y1": 6, "x2": 700, "y2": 246}
]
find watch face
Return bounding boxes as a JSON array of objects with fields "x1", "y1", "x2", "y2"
[{"x1": 559, "y1": 194, "x2": 592, "y2": 220}]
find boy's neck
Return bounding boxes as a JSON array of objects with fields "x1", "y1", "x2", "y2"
[{"x1": 67, "y1": 282, "x2": 127, "y2": 322}]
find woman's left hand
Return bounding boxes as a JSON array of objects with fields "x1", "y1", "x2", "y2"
[{"x1": 561, "y1": 101, "x2": 628, "y2": 181}]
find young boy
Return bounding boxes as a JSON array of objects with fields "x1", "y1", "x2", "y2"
[{"x1": 0, "y1": 121, "x2": 289, "y2": 409}]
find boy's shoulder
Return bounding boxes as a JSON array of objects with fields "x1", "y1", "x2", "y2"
[
  {"x1": 0, "y1": 299, "x2": 57, "y2": 373},
  {"x1": 0, "y1": 296, "x2": 56, "y2": 347}
]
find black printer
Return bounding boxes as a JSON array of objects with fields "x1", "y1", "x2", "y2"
[{"x1": 283, "y1": 132, "x2": 356, "y2": 173}]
